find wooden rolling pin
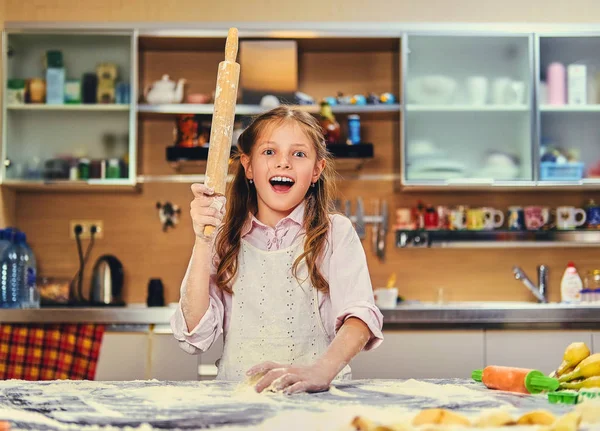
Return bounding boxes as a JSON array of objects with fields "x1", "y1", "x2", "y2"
[{"x1": 203, "y1": 28, "x2": 241, "y2": 237}]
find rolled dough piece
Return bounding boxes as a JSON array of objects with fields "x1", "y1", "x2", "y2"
[
  {"x1": 576, "y1": 401, "x2": 600, "y2": 424},
  {"x1": 412, "y1": 409, "x2": 471, "y2": 427},
  {"x1": 475, "y1": 409, "x2": 515, "y2": 427}
]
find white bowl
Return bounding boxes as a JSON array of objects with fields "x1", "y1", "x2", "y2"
[{"x1": 407, "y1": 75, "x2": 457, "y2": 105}]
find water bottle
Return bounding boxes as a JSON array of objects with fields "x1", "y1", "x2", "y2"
[
  {"x1": 0, "y1": 229, "x2": 11, "y2": 258},
  {"x1": 19, "y1": 232, "x2": 39, "y2": 309},
  {"x1": 0, "y1": 229, "x2": 23, "y2": 308}
]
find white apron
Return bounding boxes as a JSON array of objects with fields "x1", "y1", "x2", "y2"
[{"x1": 216, "y1": 237, "x2": 351, "y2": 381}]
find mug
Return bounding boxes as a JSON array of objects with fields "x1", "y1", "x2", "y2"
[
  {"x1": 586, "y1": 204, "x2": 600, "y2": 229},
  {"x1": 466, "y1": 208, "x2": 486, "y2": 231},
  {"x1": 395, "y1": 208, "x2": 415, "y2": 230},
  {"x1": 466, "y1": 76, "x2": 489, "y2": 105},
  {"x1": 449, "y1": 207, "x2": 467, "y2": 230},
  {"x1": 374, "y1": 287, "x2": 398, "y2": 309},
  {"x1": 507, "y1": 206, "x2": 525, "y2": 230},
  {"x1": 492, "y1": 77, "x2": 511, "y2": 104},
  {"x1": 505, "y1": 81, "x2": 526, "y2": 105},
  {"x1": 556, "y1": 206, "x2": 586, "y2": 230},
  {"x1": 437, "y1": 206, "x2": 450, "y2": 230},
  {"x1": 524, "y1": 206, "x2": 551, "y2": 230},
  {"x1": 482, "y1": 207, "x2": 504, "y2": 230},
  {"x1": 424, "y1": 208, "x2": 439, "y2": 230}
]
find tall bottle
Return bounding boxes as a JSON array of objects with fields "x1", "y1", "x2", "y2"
[
  {"x1": 0, "y1": 229, "x2": 11, "y2": 258},
  {"x1": 0, "y1": 229, "x2": 24, "y2": 308},
  {"x1": 19, "y1": 232, "x2": 39, "y2": 309},
  {"x1": 561, "y1": 262, "x2": 583, "y2": 304},
  {"x1": 319, "y1": 101, "x2": 341, "y2": 145}
]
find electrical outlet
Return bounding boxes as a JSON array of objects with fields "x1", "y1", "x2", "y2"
[{"x1": 69, "y1": 220, "x2": 104, "y2": 240}]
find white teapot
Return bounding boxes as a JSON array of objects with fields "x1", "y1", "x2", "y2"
[{"x1": 145, "y1": 74, "x2": 186, "y2": 104}]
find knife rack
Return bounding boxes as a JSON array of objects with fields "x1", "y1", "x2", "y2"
[{"x1": 335, "y1": 198, "x2": 389, "y2": 259}]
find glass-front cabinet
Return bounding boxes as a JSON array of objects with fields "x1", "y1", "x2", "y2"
[
  {"x1": 402, "y1": 33, "x2": 534, "y2": 186},
  {"x1": 537, "y1": 35, "x2": 600, "y2": 185},
  {"x1": 1, "y1": 30, "x2": 136, "y2": 189}
]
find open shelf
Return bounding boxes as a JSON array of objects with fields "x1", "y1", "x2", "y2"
[
  {"x1": 166, "y1": 143, "x2": 374, "y2": 162},
  {"x1": 540, "y1": 105, "x2": 600, "y2": 112},
  {"x1": 138, "y1": 103, "x2": 401, "y2": 115},
  {"x1": 1, "y1": 179, "x2": 137, "y2": 192},
  {"x1": 6, "y1": 104, "x2": 131, "y2": 111},
  {"x1": 406, "y1": 104, "x2": 529, "y2": 112},
  {"x1": 396, "y1": 229, "x2": 600, "y2": 248},
  {"x1": 165, "y1": 143, "x2": 374, "y2": 172}
]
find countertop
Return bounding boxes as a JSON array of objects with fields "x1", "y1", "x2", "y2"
[
  {"x1": 0, "y1": 379, "x2": 589, "y2": 430},
  {"x1": 1, "y1": 303, "x2": 600, "y2": 329}
]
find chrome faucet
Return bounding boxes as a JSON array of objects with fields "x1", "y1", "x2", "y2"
[{"x1": 513, "y1": 265, "x2": 548, "y2": 303}]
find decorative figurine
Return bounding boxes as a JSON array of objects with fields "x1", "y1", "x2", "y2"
[
  {"x1": 156, "y1": 201, "x2": 181, "y2": 232},
  {"x1": 96, "y1": 63, "x2": 118, "y2": 104}
]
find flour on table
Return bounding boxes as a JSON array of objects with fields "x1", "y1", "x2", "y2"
[
  {"x1": 328, "y1": 385, "x2": 357, "y2": 398},
  {"x1": 358, "y1": 379, "x2": 497, "y2": 404}
]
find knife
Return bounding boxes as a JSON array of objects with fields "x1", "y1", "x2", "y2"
[
  {"x1": 355, "y1": 197, "x2": 366, "y2": 240},
  {"x1": 333, "y1": 199, "x2": 341, "y2": 213},
  {"x1": 377, "y1": 200, "x2": 388, "y2": 259},
  {"x1": 344, "y1": 200, "x2": 352, "y2": 220},
  {"x1": 372, "y1": 199, "x2": 379, "y2": 253}
]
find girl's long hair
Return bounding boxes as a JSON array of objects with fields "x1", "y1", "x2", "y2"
[{"x1": 214, "y1": 106, "x2": 336, "y2": 295}]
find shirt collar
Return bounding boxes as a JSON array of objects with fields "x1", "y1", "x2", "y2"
[{"x1": 241, "y1": 201, "x2": 306, "y2": 237}]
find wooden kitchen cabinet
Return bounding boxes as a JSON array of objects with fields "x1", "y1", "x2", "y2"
[
  {"x1": 403, "y1": 34, "x2": 534, "y2": 186},
  {"x1": 350, "y1": 330, "x2": 485, "y2": 379},
  {"x1": 149, "y1": 331, "x2": 199, "y2": 381},
  {"x1": 537, "y1": 36, "x2": 600, "y2": 185},
  {"x1": 197, "y1": 336, "x2": 224, "y2": 381},
  {"x1": 593, "y1": 332, "x2": 600, "y2": 353},
  {"x1": 485, "y1": 330, "x2": 594, "y2": 373},
  {"x1": 95, "y1": 331, "x2": 149, "y2": 381}
]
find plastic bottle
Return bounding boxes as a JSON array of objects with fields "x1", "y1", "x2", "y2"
[
  {"x1": 0, "y1": 229, "x2": 11, "y2": 257},
  {"x1": 19, "y1": 232, "x2": 39, "y2": 309},
  {"x1": 0, "y1": 229, "x2": 24, "y2": 308},
  {"x1": 561, "y1": 262, "x2": 583, "y2": 304}
]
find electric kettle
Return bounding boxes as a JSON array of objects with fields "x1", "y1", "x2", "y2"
[{"x1": 90, "y1": 254, "x2": 125, "y2": 306}]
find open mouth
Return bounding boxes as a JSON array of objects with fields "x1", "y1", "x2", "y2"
[{"x1": 269, "y1": 176, "x2": 295, "y2": 193}]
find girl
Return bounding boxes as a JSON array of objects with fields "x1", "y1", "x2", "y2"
[{"x1": 171, "y1": 106, "x2": 383, "y2": 394}]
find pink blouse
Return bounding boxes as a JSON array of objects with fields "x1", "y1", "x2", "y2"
[{"x1": 171, "y1": 201, "x2": 384, "y2": 355}]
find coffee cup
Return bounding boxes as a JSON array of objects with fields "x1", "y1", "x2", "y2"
[
  {"x1": 524, "y1": 206, "x2": 551, "y2": 230},
  {"x1": 507, "y1": 206, "x2": 525, "y2": 230},
  {"x1": 467, "y1": 208, "x2": 486, "y2": 230},
  {"x1": 482, "y1": 207, "x2": 504, "y2": 230},
  {"x1": 466, "y1": 76, "x2": 489, "y2": 105},
  {"x1": 556, "y1": 206, "x2": 586, "y2": 230},
  {"x1": 449, "y1": 207, "x2": 467, "y2": 230},
  {"x1": 374, "y1": 287, "x2": 398, "y2": 309}
]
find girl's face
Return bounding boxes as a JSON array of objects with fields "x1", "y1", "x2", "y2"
[{"x1": 241, "y1": 121, "x2": 325, "y2": 220}]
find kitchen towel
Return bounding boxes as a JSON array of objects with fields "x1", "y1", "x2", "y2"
[{"x1": 0, "y1": 324, "x2": 105, "y2": 380}]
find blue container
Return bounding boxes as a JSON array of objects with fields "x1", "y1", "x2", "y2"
[
  {"x1": 540, "y1": 162, "x2": 585, "y2": 181},
  {"x1": 347, "y1": 114, "x2": 361, "y2": 145},
  {"x1": 19, "y1": 232, "x2": 39, "y2": 309},
  {"x1": 0, "y1": 230, "x2": 24, "y2": 308},
  {"x1": 46, "y1": 68, "x2": 65, "y2": 105}
]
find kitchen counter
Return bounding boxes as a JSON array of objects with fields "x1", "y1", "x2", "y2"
[
  {"x1": 383, "y1": 302, "x2": 600, "y2": 329},
  {"x1": 1, "y1": 303, "x2": 600, "y2": 329},
  {"x1": 0, "y1": 379, "x2": 587, "y2": 430}
]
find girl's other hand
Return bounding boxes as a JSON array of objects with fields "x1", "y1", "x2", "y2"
[
  {"x1": 190, "y1": 183, "x2": 226, "y2": 242},
  {"x1": 246, "y1": 361, "x2": 334, "y2": 395}
]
